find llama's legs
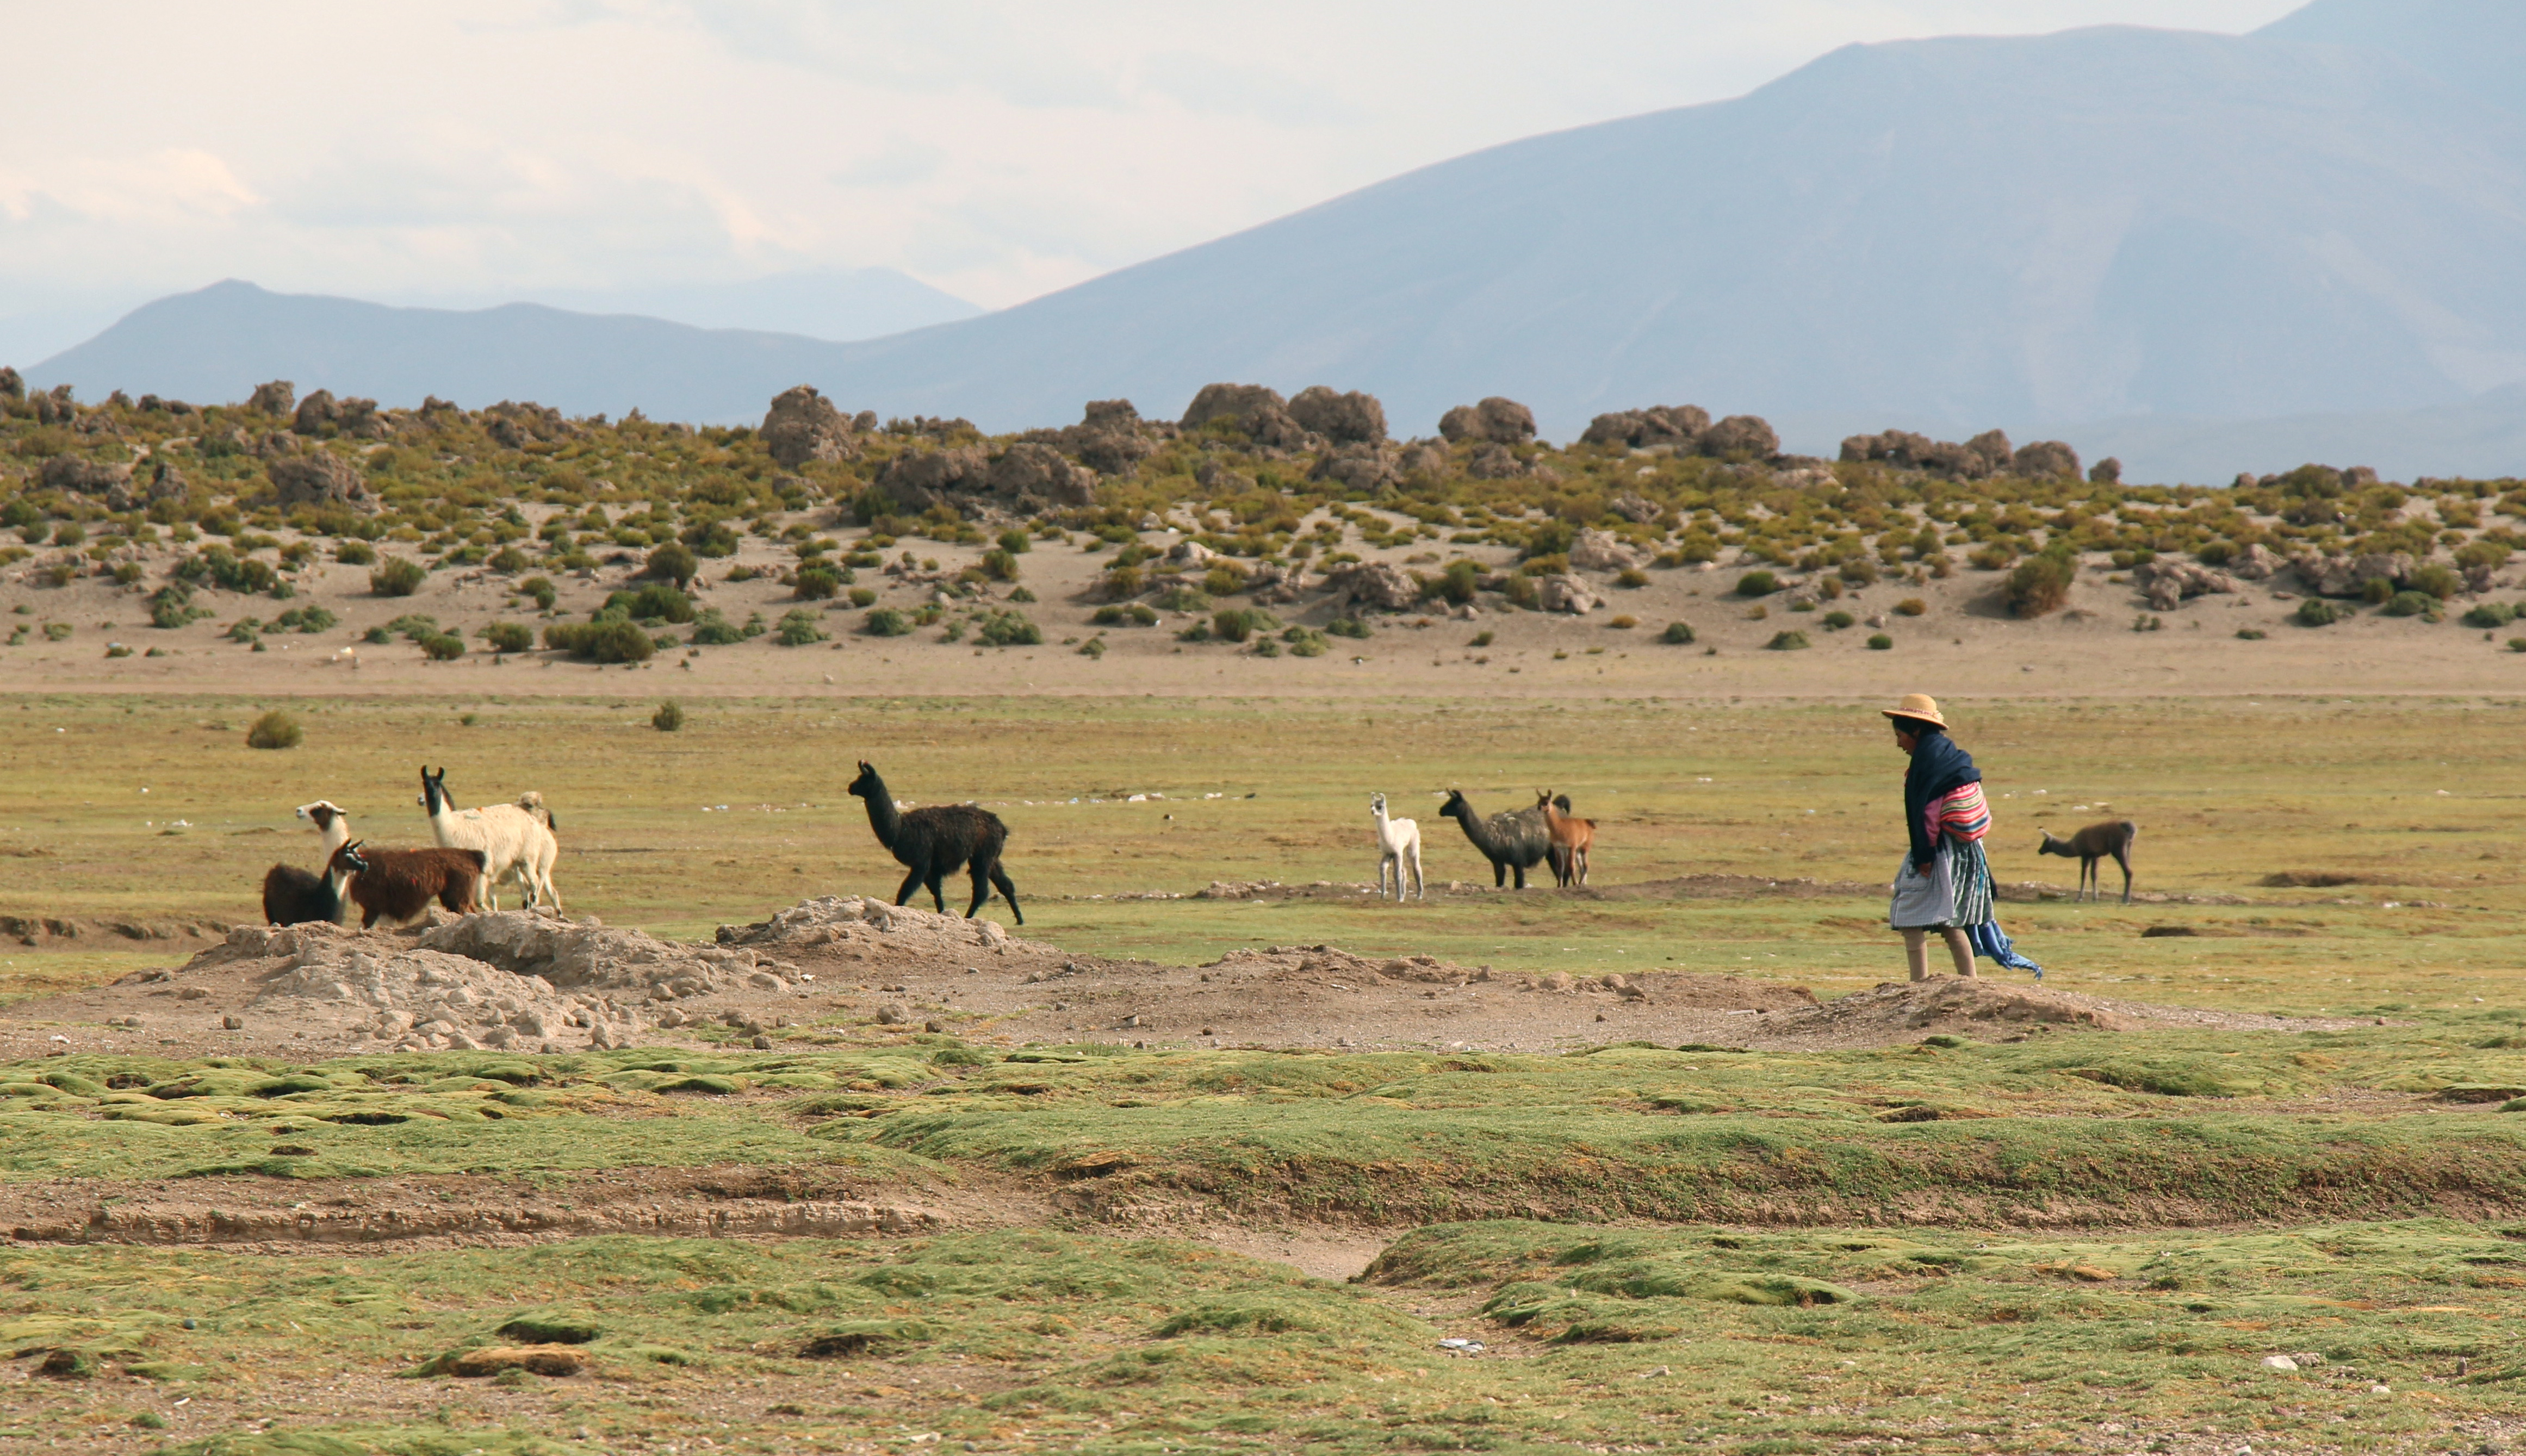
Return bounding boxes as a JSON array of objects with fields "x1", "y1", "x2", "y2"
[
  {"x1": 1409, "y1": 845, "x2": 1424, "y2": 901},
  {"x1": 988, "y1": 863, "x2": 1023, "y2": 924},
  {"x1": 964, "y1": 864, "x2": 991, "y2": 918},
  {"x1": 926, "y1": 875, "x2": 949, "y2": 913},
  {"x1": 1377, "y1": 854, "x2": 1392, "y2": 899},
  {"x1": 1576, "y1": 848, "x2": 1589, "y2": 886},
  {"x1": 1493, "y1": 862, "x2": 1507, "y2": 888},
  {"x1": 2116, "y1": 850, "x2": 2132, "y2": 904},
  {"x1": 893, "y1": 867, "x2": 925, "y2": 907},
  {"x1": 1511, "y1": 862, "x2": 1528, "y2": 889}
]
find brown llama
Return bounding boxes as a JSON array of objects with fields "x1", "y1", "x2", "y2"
[
  {"x1": 1536, "y1": 791, "x2": 1596, "y2": 888},
  {"x1": 340, "y1": 839, "x2": 487, "y2": 929},
  {"x1": 2038, "y1": 820, "x2": 2137, "y2": 904}
]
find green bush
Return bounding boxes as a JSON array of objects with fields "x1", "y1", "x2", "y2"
[
  {"x1": 1077, "y1": 637, "x2": 1107, "y2": 658},
  {"x1": 370, "y1": 557, "x2": 426, "y2": 596},
  {"x1": 1212, "y1": 608, "x2": 1281, "y2": 643},
  {"x1": 545, "y1": 619, "x2": 655, "y2": 663},
  {"x1": 996, "y1": 530, "x2": 1031, "y2": 555},
  {"x1": 1326, "y1": 617, "x2": 1371, "y2": 639},
  {"x1": 520, "y1": 575, "x2": 557, "y2": 611},
  {"x1": 864, "y1": 608, "x2": 911, "y2": 637},
  {"x1": 1176, "y1": 620, "x2": 1212, "y2": 642},
  {"x1": 1867, "y1": 633, "x2": 1894, "y2": 650},
  {"x1": 601, "y1": 582, "x2": 696, "y2": 624},
  {"x1": 1821, "y1": 609, "x2": 1856, "y2": 630},
  {"x1": 2361, "y1": 577, "x2": 2394, "y2": 605},
  {"x1": 1152, "y1": 586, "x2": 1211, "y2": 613},
  {"x1": 847, "y1": 587, "x2": 877, "y2": 608},
  {"x1": 2510, "y1": 638, "x2": 2526, "y2": 654},
  {"x1": 1895, "y1": 598, "x2": 1927, "y2": 616},
  {"x1": 652, "y1": 700, "x2": 685, "y2": 732},
  {"x1": 419, "y1": 632, "x2": 467, "y2": 661},
  {"x1": 2409, "y1": 563, "x2": 2461, "y2": 600},
  {"x1": 273, "y1": 606, "x2": 336, "y2": 633},
  {"x1": 1093, "y1": 603, "x2": 1160, "y2": 627},
  {"x1": 980, "y1": 548, "x2": 1021, "y2": 582},
  {"x1": 482, "y1": 621, "x2": 535, "y2": 654},
  {"x1": 2236, "y1": 628, "x2": 2267, "y2": 640},
  {"x1": 775, "y1": 608, "x2": 828, "y2": 646},
  {"x1": 2004, "y1": 552, "x2": 2076, "y2": 618},
  {"x1": 794, "y1": 565, "x2": 842, "y2": 600},
  {"x1": 2463, "y1": 601, "x2": 2519, "y2": 629},
  {"x1": 975, "y1": 611, "x2": 1042, "y2": 646},
  {"x1": 647, "y1": 541, "x2": 699, "y2": 588},
  {"x1": 1765, "y1": 630, "x2": 1810, "y2": 651},
  {"x1": 225, "y1": 618, "x2": 261, "y2": 644},
  {"x1": 2295, "y1": 598, "x2": 2343, "y2": 627},
  {"x1": 2382, "y1": 590, "x2": 2437, "y2": 618},
  {"x1": 689, "y1": 611, "x2": 746, "y2": 645},
  {"x1": 1734, "y1": 570, "x2": 1778, "y2": 597},
  {"x1": 147, "y1": 583, "x2": 210, "y2": 629},
  {"x1": 245, "y1": 710, "x2": 302, "y2": 750},
  {"x1": 1659, "y1": 621, "x2": 1696, "y2": 645},
  {"x1": 1503, "y1": 574, "x2": 1540, "y2": 609}
]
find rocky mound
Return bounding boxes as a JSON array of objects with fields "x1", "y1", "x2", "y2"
[
  {"x1": 715, "y1": 895, "x2": 1051, "y2": 958},
  {"x1": 1755, "y1": 978, "x2": 2140, "y2": 1047}
]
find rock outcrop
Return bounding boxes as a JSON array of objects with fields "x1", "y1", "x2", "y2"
[
  {"x1": 268, "y1": 450, "x2": 382, "y2": 513},
  {"x1": 1699, "y1": 415, "x2": 1782, "y2": 461},
  {"x1": 0, "y1": 367, "x2": 20, "y2": 402},
  {"x1": 2009, "y1": 440, "x2": 2082, "y2": 481},
  {"x1": 2130, "y1": 559, "x2": 2236, "y2": 611},
  {"x1": 1841, "y1": 428, "x2": 2015, "y2": 479},
  {"x1": 1539, "y1": 574, "x2": 1603, "y2": 614},
  {"x1": 1582, "y1": 404, "x2": 1711, "y2": 450},
  {"x1": 1309, "y1": 441, "x2": 1401, "y2": 493},
  {"x1": 1287, "y1": 386, "x2": 1387, "y2": 445},
  {"x1": 984, "y1": 443, "x2": 1098, "y2": 508},
  {"x1": 1324, "y1": 561, "x2": 1422, "y2": 612},
  {"x1": 875, "y1": 447, "x2": 992, "y2": 513},
  {"x1": 2225, "y1": 543, "x2": 2281, "y2": 581},
  {"x1": 760, "y1": 385, "x2": 859, "y2": 468},
  {"x1": 1180, "y1": 383, "x2": 1311, "y2": 450},
  {"x1": 246, "y1": 380, "x2": 295, "y2": 416},
  {"x1": 1568, "y1": 528, "x2": 1649, "y2": 572},
  {"x1": 40, "y1": 456, "x2": 133, "y2": 495},
  {"x1": 2291, "y1": 551, "x2": 2413, "y2": 598},
  {"x1": 1439, "y1": 397, "x2": 1537, "y2": 445}
]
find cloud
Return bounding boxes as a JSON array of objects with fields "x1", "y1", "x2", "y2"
[{"x1": 0, "y1": 0, "x2": 2308, "y2": 330}]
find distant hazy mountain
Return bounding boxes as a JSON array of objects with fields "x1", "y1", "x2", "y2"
[
  {"x1": 788, "y1": 5, "x2": 2526, "y2": 449},
  {"x1": 491, "y1": 267, "x2": 980, "y2": 343},
  {"x1": 27, "y1": 281, "x2": 861, "y2": 421},
  {"x1": 29, "y1": 0, "x2": 2526, "y2": 480}
]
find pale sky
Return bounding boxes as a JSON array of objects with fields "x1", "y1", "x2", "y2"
[{"x1": 0, "y1": 0, "x2": 2306, "y2": 356}]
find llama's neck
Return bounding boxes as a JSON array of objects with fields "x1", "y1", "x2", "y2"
[
  {"x1": 319, "y1": 816, "x2": 351, "y2": 856},
  {"x1": 860, "y1": 782, "x2": 902, "y2": 847},
  {"x1": 1453, "y1": 802, "x2": 1497, "y2": 853}
]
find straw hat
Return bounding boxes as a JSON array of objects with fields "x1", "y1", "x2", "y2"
[{"x1": 1880, "y1": 693, "x2": 1948, "y2": 730}]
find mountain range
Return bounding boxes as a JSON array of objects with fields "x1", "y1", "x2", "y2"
[{"x1": 28, "y1": 0, "x2": 2526, "y2": 482}]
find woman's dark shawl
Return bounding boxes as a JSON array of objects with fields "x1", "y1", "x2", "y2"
[{"x1": 1902, "y1": 729, "x2": 1982, "y2": 871}]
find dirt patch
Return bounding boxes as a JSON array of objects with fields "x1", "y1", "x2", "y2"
[
  {"x1": 1736, "y1": 976, "x2": 2363, "y2": 1050},
  {"x1": 716, "y1": 893, "x2": 1059, "y2": 959},
  {"x1": 0, "y1": 914, "x2": 231, "y2": 948},
  {"x1": 2261, "y1": 870, "x2": 2372, "y2": 888}
]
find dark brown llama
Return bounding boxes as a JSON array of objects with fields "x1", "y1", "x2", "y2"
[
  {"x1": 846, "y1": 762, "x2": 1022, "y2": 922},
  {"x1": 340, "y1": 839, "x2": 487, "y2": 928},
  {"x1": 2038, "y1": 820, "x2": 2137, "y2": 904}
]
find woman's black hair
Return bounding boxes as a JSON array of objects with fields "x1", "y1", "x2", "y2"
[{"x1": 1892, "y1": 717, "x2": 1946, "y2": 736}]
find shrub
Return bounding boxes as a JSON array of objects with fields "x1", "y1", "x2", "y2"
[
  {"x1": 2462, "y1": 602, "x2": 2518, "y2": 629},
  {"x1": 274, "y1": 606, "x2": 336, "y2": 633},
  {"x1": 483, "y1": 621, "x2": 535, "y2": 654},
  {"x1": 1839, "y1": 559, "x2": 1879, "y2": 586},
  {"x1": 1503, "y1": 575, "x2": 1540, "y2": 609},
  {"x1": 2511, "y1": 638, "x2": 2526, "y2": 653},
  {"x1": 420, "y1": 632, "x2": 467, "y2": 661},
  {"x1": 1867, "y1": 633, "x2": 1894, "y2": 650},
  {"x1": 603, "y1": 583, "x2": 697, "y2": 624},
  {"x1": 1659, "y1": 621, "x2": 1696, "y2": 645},
  {"x1": 2236, "y1": 628, "x2": 2267, "y2": 640},
  {"x1": 1735, "y1": 570, "x2": 1778, "y2": 597},
  {"x1": 1607, "y1": 615, "x2": 1637, "y2": 629},
  {"x1": 370, "y1": 557, "x2": 426, "y2": 596},
  {"x1": 2005, "y1": 552, "x2": 2076, "y2": 618},
  {"x1": 794, "y1": 565, "x2": 842, "y2": 600},
  {"x1": 2382, "y1": 590, "x2": 2437, "y2": 618},
  {"x1": 996, "y1": 530, "x2": 1031, "y2": 555},
  {"x1": 245, "y1": 710, "x2": 302, "y2": 750},
  {"x1": 1251, "y1": 637, "x2": 1282, "y2": 657},
  {"x1": 520, "y1": 576, "x2": 557, "y2": 611},
  {"x1": 147, "y1": 583, "x2": 210, "y2": 629},
  {"x1": 1968, "y1": 543, "x2": 2019, "y2": 571},
  {"x1": 2196, "y1": 540, "x2": 2235, "y2": 567},
  {"x1": 2296, "y1": 598, "x2": 2343, "y2": 627},
  {"x1": 775, "y1": 609, "x2": 828, "y2": 646},
  {"x1": 1765, "y1": 630, "x2": 1810, "y2": 651},
  {"x1": 980, "y1": 548, "x2": 1021, "y2": 582},
  {"x1": 1078, "y1": 637, "x2": 1107, "y2": 658},
  {"x1": 1615, "y1": 568, "x2": 1648, "y2": 589},
  {"x1": 1212, "y1": 608, "x2": 1280, "y2": 643},
  {"x1": 652, "y1": 700, "x2": 685, "y2": 732},
  {"x1": 545, "y1": 619, "x2": 655, "y2": 662},
  {"x1": 1153, "y1": 586, "x2": 1212, "y2": 613},
  {"x1": 1326, "y1": 618, "x2": 1371, "y2": 639},
  {"x1": 225, "y1": 619, "x2": 260, "y2": 644},
  {"x1": 646, "y1": 541, "x2": 699, "y2": 588},
  {"x1": 1822, "y1": 610, "x2": 1856, "y2": 630},
  {"x1": 2409, "y1": 563, "x2": 2461, "y2": 600},
  {"x1": 1175, "y1": 620, "x2": 1212, "y2": 642},
  {"x1": 1202, "y1": 564, "x2": 1247, "y2": 597},
  {"x1": 975, "y1": 611, "x2": 1042, "y2": 646},
  {"x1": 689, "y1": 611, "x2": 746, "y2": 645},
  {"x1": 1469, "y1": 630, "x2": 1495, "y2": 648},
  {"x1": 846, "y1": 587, "x2": 877, "y2": 608},
  {"x1": 328, "y1": 540, "x2": 376, "y2": 566},
  {"x1": 1895, "y1": 598, "x2": 1927, "y2": 616},
  {"x1": 2361, "y1": 577, "x2": 2395, "y2": 605},
  {"x1": 863, "y1": 608, "x2": 911, "y2": 637}
]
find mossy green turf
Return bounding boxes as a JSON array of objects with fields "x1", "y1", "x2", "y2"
[{"x1": 5, "y1": 1220, "x2": 2521, "y2": 1455}]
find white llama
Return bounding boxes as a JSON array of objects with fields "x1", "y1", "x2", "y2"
[{"x1": 1371, "y1": 792, "x2": 1425, "y2": 901}]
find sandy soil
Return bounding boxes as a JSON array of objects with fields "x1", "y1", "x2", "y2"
[{"x1": 6, "y1": 503, "x2": 2522, "y2": 702}]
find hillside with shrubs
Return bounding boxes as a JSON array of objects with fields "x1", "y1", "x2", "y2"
[{"x1": 1, "y1": 364, "x2": 2522, "y2": 673}]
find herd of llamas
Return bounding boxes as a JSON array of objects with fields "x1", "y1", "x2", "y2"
[{"x1": 255, "y1": 764, "x2": 2140, "y2": 935}]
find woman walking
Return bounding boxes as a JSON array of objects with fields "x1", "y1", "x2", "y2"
[{"x1": 1883, "y1": 693, "x2": 2041, "y2": 981}]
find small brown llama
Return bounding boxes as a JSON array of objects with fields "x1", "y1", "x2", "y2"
[
  {"x1": 1536, "y1": 791, "x2": 1596, "y2": 888},
  {"x1": 2038, "y1": 819, "x2": 2137, "y2": 904}
]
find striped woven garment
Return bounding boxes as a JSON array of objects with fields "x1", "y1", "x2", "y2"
[{"x1": 1927, "y1": 781, "x2": 1991, "y2": 844}]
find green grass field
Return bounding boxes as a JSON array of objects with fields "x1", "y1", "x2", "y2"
[{"x1": 1, "y1": 691, "x2": 2523, "y2": 1453}]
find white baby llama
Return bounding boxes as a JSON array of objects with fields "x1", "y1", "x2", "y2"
[{"x1": 1370, "y1": 792, "x2": 1425, "y2": 901}]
